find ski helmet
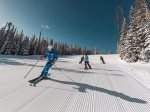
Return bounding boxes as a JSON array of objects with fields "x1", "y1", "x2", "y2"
[{"x1": 48, "y1": 45, "x2": 53, "y2": 50}]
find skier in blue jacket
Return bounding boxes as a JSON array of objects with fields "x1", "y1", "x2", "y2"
[{"x1": 29, "y1": 45, "x2": 58, "y2": 86}]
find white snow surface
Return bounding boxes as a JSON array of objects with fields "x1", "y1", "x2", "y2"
[{"x1": 0, "y1": 54, "x2": 150, "y2": 112}]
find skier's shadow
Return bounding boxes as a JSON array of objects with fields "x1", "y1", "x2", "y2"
[{"x1": 45, "y1": 78, "x2": 147, "y2": 104}]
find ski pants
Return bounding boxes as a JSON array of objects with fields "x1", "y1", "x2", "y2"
[
  {"x1": 41, "y1": 61, "x2": 52, "y2": 76},
  {"x1": 100, "y1": 59, "x2": 105, "y2": 64},
  {"x1": 85, "y1": 61, "x2": 92, "y2": 69}
]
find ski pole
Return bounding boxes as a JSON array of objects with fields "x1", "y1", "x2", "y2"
[
  {"x1": 53, "y1": 65, "x2": 76, "y2": 83},
  {"x1": 24, "y1": 59, "x2": 40, "y2": 78}
]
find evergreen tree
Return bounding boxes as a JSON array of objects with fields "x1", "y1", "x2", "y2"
[
  {"x1": 0, "y1": 22, "x2": 15, "y2": 54},
  {"x1": 28, "y1": 35, "x2": 36, "y2": 55},
  {"x1": 119, "y1": 17, "x2": 128, "y2": 60},
  {"x1": 0, "y1": 24, "x2": 7, "y2": 50},
  {"x1": 17, "y1": 31, "x2": 24, "y2": 55},
  {"x1": 141, "y1": 6, "x2": 150, "y2": 62},
  {"x1": 134, "y1": 0, "x2": 147, "y2": 61},
  {"x1": 119, "y1": 0, "x2": 149, "y2": 62},
  {"x1": 124, "y1": 7, "x2": 138, "y2": 62},
  {"x1": 19, "y1": 36, "x2": 29, "y2": 55}
]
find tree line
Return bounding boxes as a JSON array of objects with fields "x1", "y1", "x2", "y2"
[{"x1": 0, "y1": 22, "x2": 100, "y2": 55}]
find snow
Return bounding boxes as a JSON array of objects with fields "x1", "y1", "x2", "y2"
[{"x1": 0, "y1": 54, "x2": 150, "y2": 112}]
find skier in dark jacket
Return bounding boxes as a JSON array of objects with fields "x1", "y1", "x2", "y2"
[
  {"x1": 79, "y1": 55, "x2": 84, "y2": 64},
  {"x1": 29, "y1": 45, "x2": 58, "y2": 86},
  {"x1": 100, "y1": 56, "x2": 105, "y2": 64},
  {"x1": 84, "y1": 53, "x2": 92, "y2": 69}
]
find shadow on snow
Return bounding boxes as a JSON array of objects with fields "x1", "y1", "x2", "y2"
[{"x1": 35, "y1": 78, "x2": 147, "y2": 104}]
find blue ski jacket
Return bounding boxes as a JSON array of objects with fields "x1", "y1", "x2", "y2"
[{"x1": 44, "y1": 49, "x2": 58, "y2": 62}]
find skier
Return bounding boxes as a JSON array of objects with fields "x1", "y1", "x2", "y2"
[
  {"x1": 79, "y1": 55, "x2": 84, "y2": 64},
  {"x1": 29, "y1": 45, "x2": 58, "y2": 86},
  {"x1": 100, "y1": 56, "x2": 105, "y2": 64},
  {"x1": 84, "y1": 53, "x2": 92, "y2": 70}
]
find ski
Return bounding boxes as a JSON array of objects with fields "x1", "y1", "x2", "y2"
[
  {"x1": 29, "y1": 76, "x2": 44, "y2": 87},
  {"x1": 29, "y1": 73, "x2": 51, "y2": 87},
  {"x1": 28, "y1": 76, "x2": 41, "y2": 83}
]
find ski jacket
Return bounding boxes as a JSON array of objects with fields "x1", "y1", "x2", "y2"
[
  {"x1": 100, "y1": 56, "x2": 103, "y2": 60},
  {"x1": 44, "y1": 49, "x2": 58, "y2": 62},
  {"x1": 84, "y1": 56, "x2": 89, "y2": 62},
  {"x1": 81, "y1": 56, "x2": 84, "y2": 61}
]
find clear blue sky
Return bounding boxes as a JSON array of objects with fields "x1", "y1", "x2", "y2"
[{"x1": 0, "y1": 0, "x2": 144, "y2": 52}]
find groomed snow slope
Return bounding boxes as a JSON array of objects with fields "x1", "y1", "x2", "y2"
[{"x1": 0, "y1": 55, "x2": 150, "y2": 112}]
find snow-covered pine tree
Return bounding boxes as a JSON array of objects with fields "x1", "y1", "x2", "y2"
[
  {"x1": 141, "y1": 5, "x2": 150, "y2": 62},
  {"x1": 44, "y1": 39, "x2": 49, "y2": 53},
  {"x1": 17, "y1": 30, "x2": 24, "y2": 55},
  {"x1": 70, "y1": 44, "x2": 73, "y2": 55},
  {"x1": 64, "y1": 43, "x2": 69, "y2": 55},
  {"x1": 40, "y1": 38, "x2": 46, "y2": 55},
  {"x1": 144, "y1": 37, "x2": 150, "y2": 61},
  {"x1": 83, "y1": 47, "x2": 87, "y2": 55},
  {"x1": 5, "y1": 26, "x2": 16, "y2": 55},
  {"x1": 119, "y1": 17, "x2": 128, "y2": 60},
  {"x1": 0, "y1": 23, "x2": 9, "y2": 53},
  {"x1": 62, "y1": 43, "x2": 66, "y2": 55},
  {"x1": 61, "y1": 43, "x2": 64, "y2": 55},
  {"x1": 28, "y1": 35, "x2": 36, "y2": 55},
  {"x1": 19, "y1": 36, "x2": 29, "y2": 55},
  {"x1": 0, "y1": 22, "x2": 15, "y2": 54},
  {"x1": 93, "y1": 47, "x2": 97, "y2": 55},
  {"x1": 134, "y1": 0, "x2": 148, "y2": 61},
  {"x1": 36, "y1": 31, "x2": 42, "y2": 55},
  {"x1": 50, "y1": 39, "x2": 53, "y2": 46},
  {"x1": 10, "y1": 29, "x2": 22, "y2": 55},
  {"x1": 124, "y1": 6, "x2": 139, "y2": 62},
  {"x1": 53, "y1": 42, "x2": 58, "y2": 52},
  {"x1": 119, "y1": 0, "x2": 150, "y2": 62},
  {"x1": 78, "y1": 46, "x2": 82, "y2": 55},
  {"x1": 0, "y1": 24, "x2": 7, "y2": 50},
  {"x1": 10, "y1": 32, "x2": 18, "y2": 55},
  {"x1": 33, "y1": 38, "x2": 38, "y2": 55},
  {"x1": 40, "y1": 38, "x2": 49, "y2": 55}
]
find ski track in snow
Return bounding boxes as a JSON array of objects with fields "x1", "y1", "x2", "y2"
[{"x1": 0, "y1": 55, "x2": 150, "y2": 112}]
